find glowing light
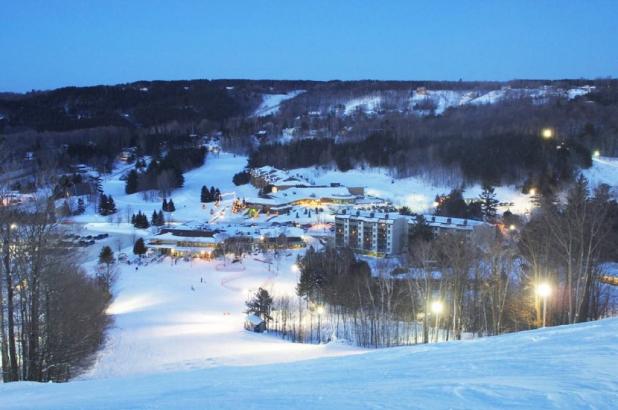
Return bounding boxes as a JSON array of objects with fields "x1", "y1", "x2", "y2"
[
  {"x1": 316, "y1": 305, "x2": 325, "y2": 315},
  {"x1": 529, "y1": 188, "x2": 536, "y2": 196},
  {"x1": 106, "y1": 294, "x2": 162, "y2": 315},
  {"x1": 593, "y1": 150, "x2": 601, "y2": 158},
  {"x1": 430, "y1": 301, "x2": 443, "y2": 315},
  {"x1": 536, "y1": 282, "x2": 552, "y2": 298},
  {"x1": 509, "y1": 224, "x2": 516, "y2": 231},
  {"x1": 542, "y1": 128, "x2": 553, "y2": 139},
  {"x1": 10, "y1": 223, "x2": 18, "y2": 230},
  {"x1": 432, "y1": 201, "x2": 439, "y2": 208}
]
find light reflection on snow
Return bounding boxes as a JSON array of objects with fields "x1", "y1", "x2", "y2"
[{"x1": 106, "y1": 294, "x2": 164, "y2": 315}]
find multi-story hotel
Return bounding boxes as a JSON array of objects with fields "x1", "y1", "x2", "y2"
[
  {"x1": 335, "y1": 210, "x2": 409, "y2": 257},
  {"x1": 335, "y1": 210, "x2": 488, "y2": 257}
]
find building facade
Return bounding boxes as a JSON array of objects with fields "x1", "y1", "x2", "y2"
[{"x1": 335, "y1": 210, "x2": 408, "y2": 257}]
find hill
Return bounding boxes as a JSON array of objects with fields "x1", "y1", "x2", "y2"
[{"x1": 1, "y1": 317, "x2": 616, "y2": 409}]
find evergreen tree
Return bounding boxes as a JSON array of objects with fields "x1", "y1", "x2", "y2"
[
  {"x1": 200, "y1": 185, "x2": 209, "y2": 203},
  {"x1": 132, "y1": 211, "x2": 150, "y2": 229},
  {"x1": 98, "y1": 193, "x2": 116, "y2": 216},
  {"x1": 409, "y1": 215, "x2": 434, "y2": 243},
  {"x1": 245, "y1": 287, "x2": 273, "y2": 321},
  {"x1": 133, "y1": 238, "x2": 147, "y2": 257},
  {"x1": 479, "y1": 184, "x2": 499, "y2": 221},
  {"x1": 162, "y1": 198, "x2": 168, "y2": 212},
  {"x1": 98, "y1": 246, "x2": 115, "y2": 266},
  {"x1": 99, "y1": 194, "x2": 107, "y2": 215},
  {"x1": 77, "y1": 197, "x2": 86, "y2": 214},
  {"x1": 125, "y1": 169, "x2": 139, "y2": 194},
  {"x1": 209, "y1": 186, "x2": 216, "y2": 201},
  {"x1": 151, "y1": 210, "x2": 159, "y2": 226},
  {"x1": 232, "y1": 170, "x2": 251, "y2": 186},
  {"x1": 435, "y1": 189, "x2": 468, "y2": 219},
  {"x1": 167, "y1": 198, "x2": 176, "y2": 212},
  {"x1": 107, "y1": 195, "x2": 117, "y2": 214}
]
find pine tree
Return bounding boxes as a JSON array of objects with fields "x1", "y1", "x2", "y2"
[
  {"x1": 77, "y1": 197, "x2": 86, "y2": 214},
  {"x1": 479, "y1": 184, "x2": 499, "y2": 221},
  {"x1": 125, "y1": 169, "x2": 139, "y2": 194},
  {"x1": 98, "y1": 246, "x2": 115, "y2": 265},
  {"x1": 162, "y1": 198, "x2": 168, "y2": 212},
  {"x1": 200, "y1": 186, "x2": 208, "y2": 203},
  {"x1": 133, "y1": 238, "x2": 147, "y2": 256},
  {"x1": 99, "y1": 194, "x2": 109, "y2": 216},
  {"x1": 167, "y1": 199, "x2": 176, "y2": 212},
  {"x1": 107, "y1": 195, "x2": 117, "y2": 215},
  {"x1": 245, "y1": 288, "x2": 273, "y2": 321},
  {"x1": 151, "y1": 210, "x2": 159, "y2": 226}
]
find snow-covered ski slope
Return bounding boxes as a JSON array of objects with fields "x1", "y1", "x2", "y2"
[
  {"x1": 2, "y1": 318, "x2": 617, "y2": 409},
  {"x1": 254, "y1": 90, "x2": 305, "y2": 116},
  {"x1": 80, "y1": 253, "x2": 362, "y2": 380}
]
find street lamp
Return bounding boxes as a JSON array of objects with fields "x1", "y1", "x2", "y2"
[
  {"x1": 431, "y1": 300, "x2": 443, "y2": 343},
  {"x1": 593, "y1": 150, "x2": 601, "y2": 158},
  {"x1": 536, "y1": 282, "x2": 551, "y2": 327},
  {"x1": 541, "y1": 128, "x2": 554, "y2": 139}
]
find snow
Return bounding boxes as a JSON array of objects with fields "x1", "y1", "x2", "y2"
[
  {"x1": 292, "y1": 166, "x2": 535, "y2": 215},
  {"x1": 2, "y1": 317, "x2": 617, "y2": 409},
  {"x1": 582, "y1": 156, "x2": 618, "y2": 194},
  {"x1": 407, "y1": 86, "x2": 595, "y2": 116},
  {"x1": 1, "y1": 149, "x2": 617, "y2": 408},
  {"x1": 72, "y1": 152, "x2": 258, "y2": 227},
  {"x1": 344, "y1": 94, "x2": 383, "y2": 115},
  {"x1": 254, "y1": 90, "x2": 304, "y2": 117},
  {"x1": 79, "y1": 252, "x2": 362, "y2": 380}
]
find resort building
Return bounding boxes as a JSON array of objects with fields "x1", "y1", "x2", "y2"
[
  {"x1": 335, "y1": 210, "x2": 408, "y2": 257},
  {"x1": 335, "y1": 210, "x2": 488, "y2": 257}
]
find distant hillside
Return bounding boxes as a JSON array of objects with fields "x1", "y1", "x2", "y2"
[{"x1": 2, "y1": 78, "x2": 618, "y2": 192}]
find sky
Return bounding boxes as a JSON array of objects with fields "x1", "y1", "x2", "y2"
[{"x1": 1, "y1": 0, "x2": 617, "y2": 92}]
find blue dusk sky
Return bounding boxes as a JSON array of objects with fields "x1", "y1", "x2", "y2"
[{"x1": 1, "y1": 0, "x2": 617, "y2": 92}]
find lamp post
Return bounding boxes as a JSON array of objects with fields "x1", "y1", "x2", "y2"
[
  {"x1": 430, "y1": 300, "x2": 443, "y2": 343},
  {"x1": 536, "y1": 282, "x2": 551, "y2": 327}
]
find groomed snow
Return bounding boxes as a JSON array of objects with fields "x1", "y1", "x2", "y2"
[
  {"x1": 81, "y1": 252, "x2": 362, "y2": 380},
  {"x1": 2, "y1": 317, "x2": 617, "y2": 409},
  {"x1": 254, "y1": 90, "x2": 305, "y2": 117}
]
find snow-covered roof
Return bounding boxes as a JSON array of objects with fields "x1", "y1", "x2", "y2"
[
  {"x1": 336, "y1": 210, "x2": 486, "y2": 231},
  {"x1": 245, "y1": 314, "x2": 264, "y2": 325},
  {"x1": 247, "y1": 186, "x2": 357, "y2": 208}
]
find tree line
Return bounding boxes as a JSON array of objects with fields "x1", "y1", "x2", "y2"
[
  {"x1": 260, "y1": 177, "x2": 617, "y2": 347},
  {"x1": 0, "y1": 200, "x2": 111, "y2": 382}
]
